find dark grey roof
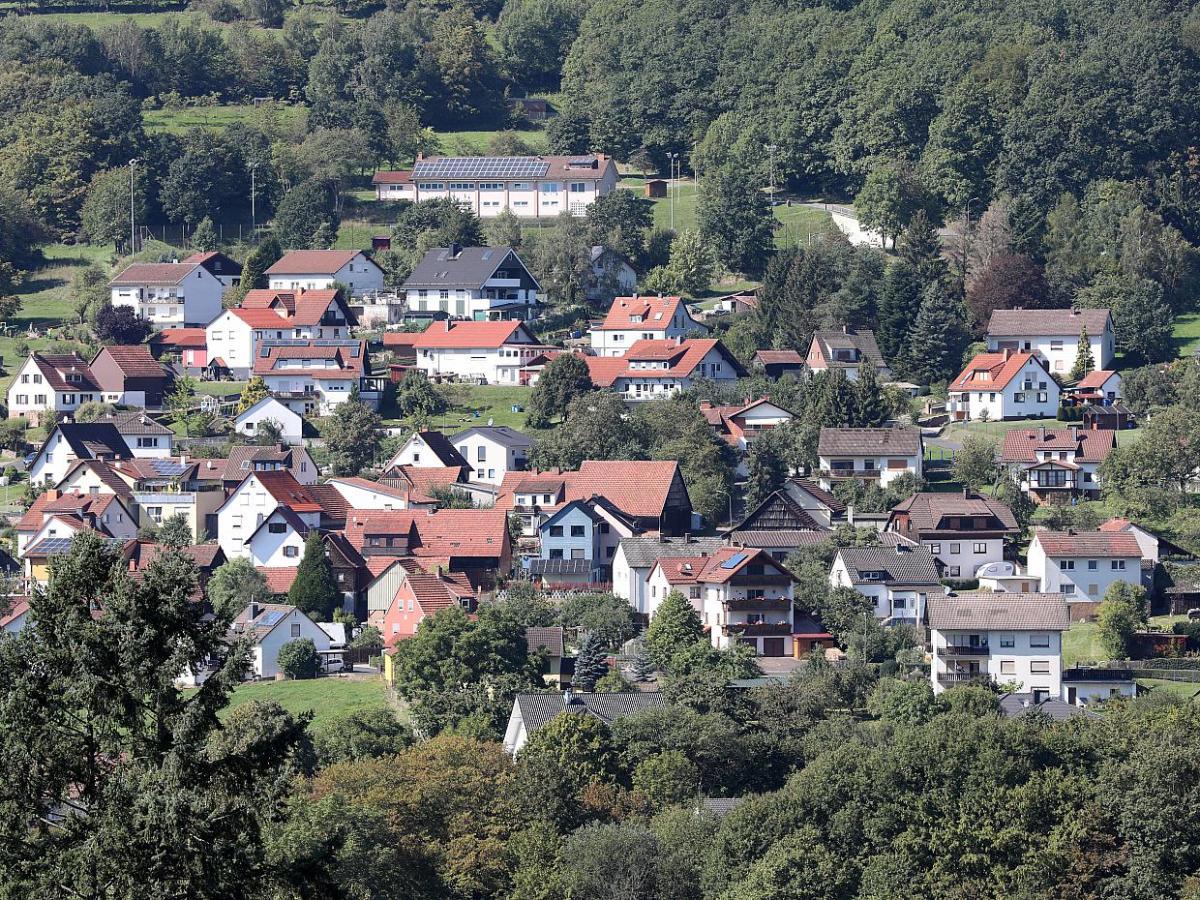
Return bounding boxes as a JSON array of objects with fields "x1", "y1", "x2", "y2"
[
  {"x1": 513, "y1": 691, "x2": 666, "y2": 733},
  {"x1": 818, "y1": 426, "x2": 921, "y2": 457},
  {"x1": 618, "y1": 535, "x2": 727, "y2": 569},
  {"x1": 731, "y1": 530, "x2": 829, "y2": 549},
  {"x1": 415, "y1": 431, "x2": 470, "y2": 469},
  {"x1": 787, "y1": 478, "x2": 846, "y2": 514},
  {"x1": 999, "y1": 693, "x2": 1098, "y2": 721},
  {"x1": 403, "y1": 246, "x2": 535, "y2": 291},
  {"x1": 449, "y1": 425, "x2": 533, "y2": 449},
  {"x1": 528, "y1": 557, "x2": 593, "y2": 576},
  {"x1": 526, "y1": 626, "x2": 564, "y2": 657},
  {"x1": 701, "y1": 797, "x2": 746, "y2": 818},
  {"x1": 837, "y1": 546, "x2": 940, "y2": 585},
  {"x1": 54, "y1": 423, "x2": 133, "y2": 462},
  {"x1": 98, "y1": 411, "x2": 173, "y2": 437}
]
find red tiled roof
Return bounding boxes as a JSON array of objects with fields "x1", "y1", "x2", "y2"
[
  {"x1": 951, "y1": 351, "x2": 1046, "y2": 392},
  {"x1": 237, "y1": 289, "x2": 343, "y2": 327},
  {"x1": 17, "y1": 491, "x2": 129, "y2": 531},
  {"x1": 342, "y1": 509, "x2": 508, "y2": 559},
  {"x1": 109, "y1": 262, "x2": 199, "y2": 285},
  {"x1": 156, "y1": 328, "x2": 207, "y2": 349},
  {"x1": 261, "y1": 568, "x2": 299, "y2": 594},
  {"x1": 1075, "y1": 369, "x2": 1119, "y2": 389},
  {"x1": 397, "y1": 466, "x2": 467, "y2": 503},
  {"x1": 252, "y1": 341, "x2": 366, "y2": 379},
  {"x1": 411, "y1": 320, "x2": 529, "y2": 350},
  {"x1": 1000, "y1": 428, "x2": 1116, "y2": 465},
  {"x1": 0, "y1": 599, "x2": 29, "y2": 630},
  {"x1": 1033, "y1": 530, "x2": 1143, "y2": 558},
  {"x1": 595, "y1": 296, "x2": 687, "y2": 330},
  {"x1": 585, "y1": 339, "x2": 742, "y2": 387},
  {"x1": 382, "y1": 332, "x2": 418, "y2": 349},
  {"x1": 754, "y1": 349, "x2": 804, "y2": 365},
  {"x1": 583, "y1": 356, "x2": 629, "y2": 388},
  {"x1": 372, "y1": 171, "x2": 412, "y2": 185},
  {"x1": 1098, "y1": 518, "x2": 1133, "y2": 532},
  {"x1": 93, "y1": 344, "x2": 167, "y2": 379},
  {"x1": 497, "y1": 460, "x2": 683, "y2": 520},
  {"x1": 253, "y1": 470, "x2": 324, "y2": 513},
  {"x1": 654, "y1": 546, "x2": 790, "y2": 585},
  {"x1": 395, "y1": 571, "x2": 475, "y2": 617},
  {"x1": 265, "y1": 250, "x2": 364, "y2": 275},
  {"x1": 28, "y1": 353, "x2": 102, "y2": 392}
]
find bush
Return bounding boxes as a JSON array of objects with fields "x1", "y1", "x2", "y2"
[{"x1": 277, "y1": 639, "x2": 320, "y2": 680}]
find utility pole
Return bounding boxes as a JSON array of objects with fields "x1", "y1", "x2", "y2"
[
  {"x1": 250, "y1": 164, "x2": 257, "y2": 236},
  {"x1": 668, "y1": 153, "x2": 679, "y2": 231},
  {"x1": 128, "y1": 159, "x2": 138, "y2": 254},
  {"x1": 962, "y1": 196, "x2": 980, "y2": 289},
  {"x1": 766, "y1": 145, "x2": 778, "y2": 207}
]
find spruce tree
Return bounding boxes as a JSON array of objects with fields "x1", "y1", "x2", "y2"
[
  {"x1": 645, "y1": 590, "x2": 704, "y2": 668},
  {"x1": 905, "y1": 284, "x2": 971, "y2": 386},
  {"x1": 573, "y1": 632, "x2": 609, "y2": 691},
  {"x1": 878, "y1": 260, "x2": 921, "y2": 367},
  {"x1": 629, "y1": 648, "x2": 656, "y2": 682},
  {"x1": 814, "y1": 369, "x2": 856, "y2": 427},
  {"x1": 1069, "y1": 325, "x2": 1095, "y2": 380},
  {"x1": 897, "y1": 210, "x2": 948, "y2": 289},
  {"x1": 289, "y1": 532, "x2": 341, "y2": 621},
  {"x1": 853, "y1": 358, "x2": 890, "y2": 427}
]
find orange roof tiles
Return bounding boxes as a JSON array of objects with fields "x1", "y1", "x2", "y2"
[
  {"x1": 952, "y1": 351, "x2": 1046, "y2": 392},
  {"x1": 265, "y1": 250, "x2": 363, "y2": 275},
  {"x1": 1034, "y1": 531, "x2": 1143, "y2": 557},
  {"x1": 1076, "y1": 369, "x2": 1119, "y2": 389},
  {"x1": 94, "y1": 345, "x2": 167, "y2": 379},
  {"x1": 411, "y1": 320, "x2": 531, "y2": 350},
  {"x1": 497, "y1": 460, "x2": 683, "y2": 520},
  {"x1": 595, "y1": 296, "x2": 687, "y2": 330}
]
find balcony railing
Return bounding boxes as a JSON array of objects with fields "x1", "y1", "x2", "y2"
[
  {"x1": 942, "y1": 644, "x2": 990, "y2": 656},
  {"x1": 937, "y1": 671, "x2": 982, "y2": 684}
]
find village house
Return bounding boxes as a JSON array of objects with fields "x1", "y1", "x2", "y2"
[
  {"x1": 726, "y1": 490, "x2": 829, "y2": 561},
  {"x1": 371, "y1": 154, "x2": 619, "y2": 218},
  {"x1": 585, "y1": 338, "x2": 744, "y2": 400},
  {"x1": 96, "y1": 412, "x2": 175, "y2": 459},
  {"x1": 986, "y1": 308, "x2": 1115, "y2": 374},
  {"x1": 888, "y1": 491, "x2": 1019, "y2": 579},
  {"x1": 150, "y1": 327, "x2": 209, "y2": 374},
  {"x1": 7, "y1": 352, "x2": 103, "y2": 426},
  {"x1": 215, "y1": 470, "x2": 324, "y2": 560},
  {"x1": 265, "y1": 250, "x2": 385, "y2": 297},
  {"x1": 403, "y1": 245, "x2": 541, "y2": 321},
  {"x1": 1068, "y1": 369, "x2": 1122, "y2": 405},
  {"x1": 411, "y1": 319, "x2": 544, "y2": 384},
  {"x1": 206, "y1": 288, "x2": 354, "y2": 379},
  {"x1": 89, "y1": 345, "x2": 171, "y2": 410},
  {"x1": 948, "y1": 350, "x2": 1060, "y2": 422},
  {"x1": 449, "y1": 425, "x2": 532, "y2": 486},
  {"x1": 1000, "y1": 426, "x2": 1117, "y2": 502},
  {"x1": 753, "y1": 349, "x2": 805, "y2": 379},
  {"x1": 587, "y1": 246, "x2": 637, "y2": 302},
  {"x1": 233, "y1": 397, "x2": 304, "y2": 445},
  {"x1": 805, "y1": 328, "x2": 891, "y2": 380},
  {"x1": 109, "y1": 261, "x2": 226, "y2": 328},
  {"x1": 182, "y1": 251, "x2": 242, "y2": 288},
  {"x1": 241, "y1": 506, "x2": 313, "y2": 568},
  {"x1": 646, "y1": 546, "x2": 826, "y2": 657},
  {"x1": 108, "y1": 457, "x2": 226, "y2": 542},
  {"x1": 829, "y1": 543, "x2": 940, "y2": 623},
  {"x1": 927, "y1": 593, "x2": 1070, "y2": 698},
  {"x1": 28, "y1": 422, "x2": 132, "y2": 487},
  {"x1": 253, "y1": 340, "x2": 384, "y2": 415},
  {"x1": 779, "y1": 479, "x2": 848, "y2": 529},
  {"x1": 497, "y1": 460, "x2": 694, "y2": 537},
  {"x1": 589, "y1": 295, "x2": 708, "y2": 357},
  {"x1": 700, "y1": 398, "x2": 795, "y2": 458},
  {"x1": 503, "y1": 691, "x2": 665, "y2": 754},
  {"x1": 229, "y1": 602, "x2": 333, "y2": 679},
  {"x1": 816, "y1": 427, "x2": 923, "y2": 490},
  {"x1": 381, "y1": 571, "x2": 477, "y2": 644},
  {"x1": 382, "y1": 431, "x2": 470, "y2": 474},
  {"x1": 529, "y1": 497, "x2": 639, "y2": 587},
  {"x1": 16, "y1": 489, "x2": 139, "y2": 560},
  {"x1": 217, "y1": 444, "x2": 319, "y2": 488},
  {"x1": 611, "y1": 534, "x2": 727, "y2": 616},
  {"x1": 1027, "y1": 530, "x2": 1145, "y2": 606}
]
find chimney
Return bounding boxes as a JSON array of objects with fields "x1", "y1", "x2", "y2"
[
  {"x1": 47, "y1": 489, "x2": 59, "y2": 501},
  {"x1": 248, "y1": 601, "x2": 259, "y2": 620},
  {"x1": 448, "y1": 242, "x2": 462, "y2": 259},
  {"x1": 563, "y1": 688, "x2": 575, "y2": 704},
  {"x1": 1039, "y1": 425, "x2": 1047, "y2": 442},
  {"x1": 1003, "y1": 348, "x2": 1013, "y2": 360},
  {"x1": 842, "y1": 324, "x2": 849, "y2": 334},
  {"x1": 683, "y1": 532, "x2": 691, "y2": 544}
]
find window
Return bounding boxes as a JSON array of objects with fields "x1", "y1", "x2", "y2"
[
  {"x1": 1000, "y1": 660, "x2": 1016, "y2": 675},
  {"x1": 1088, "y1": 560, "x2": 1098, "y2": 570},
  {"x1": 569, "y1": 182, "x2": 587, "y2": 192},
  {"x1": 1030, "y1": 660, "x2": 1051, "y2": 674},
  {"x1": 449, "y1": 182, "x2": 473, "y2": 190},
  {"x1": 1030, "y1": 633, "x2": 1051, "y2": 648},
  {"x1": 929, "y1": 543, "x2": 941, "y2": 555},
  {"x1": 540, "y1": 182, "x2": 560, "y2": 192},
  {"x1": 1112, "y1": 560, "x2": 1126, "y2": 570},
  {"x1": 949, "y1": 543, "x2": 961, "y2": 554},
  {"x1": 549, "y1": 525, "x2": 563, "y2": 537},
  {"x1": 137, "y1": 437, "x2": 158, "y2": 448},
  {"x1": 476, "y1": 446, "x2": 486, "y2": 462},
  {"x1": 291, "y1": 623, "x2": 301, "y2": 637},
  {"x1": 949, "y1": 566, "x2": 960, "y2": 577},
  {"x1": 999, "y1": 633, "x2": 1015, "y2": 648},
  {"x1": 268, "y1": 522, "x2": 287, "y2": 534},
  {"x1": 549, "y1": 548, "x2": 563, "y2": 559},
  {"x1": 570, "y1": 525, "x2": 586, "y2": 537},
  {"x1": 570, "y1": 548, "x2": 585, "y2": 559},
  {"x1": 689, "y1": 586, "x2": 700, "y2": 599},
  {"x1": 1062, "y1": 560, "x2": 1075, "y2": 570},
  {"x1": 284, "y1": 545, "x2": 299, "y2": 558},
  {"x1": 973, "y1": 542, "x2": 987, "y2": 554}
]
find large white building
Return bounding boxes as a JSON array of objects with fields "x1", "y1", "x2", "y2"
[
  {"x1": 611, "y1": 535, "x2": 728, "y2": 616},
  {"x1": 252, "y1": 340, "x2": 383, "y2": 416},
  {"x1": 109, "y1": 261, "x2": 226, "y2": 328},
  {"x1": 888, "y1": 491, "x2": 1020, "y2": 580},
  {"x1": 265, "y1": 250, "x2": 385, "y2": 296},
  {"x1": 589, "y1": 296, "x2": 707, "y2": 357},
  {"x1": 411, "y1": 320, "x2": 543, "y2": 384},
  {"x1": 986, "y1": 308, "x2": 1115, "y2": 374},
  {"x1": 6, "y1": 352, "x2": 103, "y2": 426},
  {"x1": 584, "y1": 339, "x2": 744, "y2": 401},
  {"x1": 230, "y1": 602, "x2": 332, "y2": 679},
  {"x1": 371, "y1": 154, "x2": 620, "y2": 218},
  {"x1": 1027, "y1": 530, "x2": 1144, "y2": 604},
  {"x1": 214, "y1": 470, "x2": 324, "y2": 560},
  {"x1": 829, "y1": 544, "x2": 941, "y2": 623},
  {"x1": 450, "y1": 426, "x2": 533, "y2": 486},
  {"x1": 999, "y1": 426, "x2": 1117, "y2": 503},
  {"x1": 927, "y1": 593, "x2": 1070, "y2": 698},
  {"x1": 948, "y1": 351, "x2": 1060, "y2": 422},
  {"x1": 402, "y1": 246, "x2": 540, "y2": 321}
]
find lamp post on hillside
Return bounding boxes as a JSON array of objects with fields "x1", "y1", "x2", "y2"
[
  {"x1": 766, "y1": 144, "x2": 778, "y2": 207},
  {"x1": 962, "y1": 196, "x2": 981, "y2": 289},
  {"x1": 668, "y1": 152, "x2": 680, "y2": 231},
  {"x1": 128, "y1": 159, "x2": 138, "y2": 254}
]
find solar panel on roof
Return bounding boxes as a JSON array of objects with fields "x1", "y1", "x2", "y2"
[
  {"x1": 412, "y1": 156, "x2": 550, "y2": 180},
  {"x1": 259, "y1": 611, "x2": 285, "y2": 626},
  {"x1": 32, "y1": 537, "x2": 75, "y2": 555},
  {"x1": 720, "y1": 552, "x2": 748, "y2": 569},
  {"x1": 151, "y1": 460, "x2": 187, "y2": 476}
]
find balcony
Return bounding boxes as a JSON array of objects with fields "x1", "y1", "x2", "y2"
[
  {"x1": 942, "y1": 644, "x2": 989, "y2": 656},
  {"x1": 360, "y1": 376, "x2": 388, "y2": 394},
  {"x1": 937, "y1": 671, "x2": 982, "y2": 685}
]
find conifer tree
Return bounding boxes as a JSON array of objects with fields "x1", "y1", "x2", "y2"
[
  {"x1": 629, "y1": 648, "x2": 656, "y2": 683},
  {"x1": 1069, "y1": 325, "x2": 1095, "y2": 380},
  {"x1": 645, "y1": 590, "x2": 704, "y2": 668},
  {"x1": 853, "y1": 358, "x2": 890, "y2": 427},
  {"x1": 897, "y1": 210, "x2": 948, "y2": 289},
  {"x1": 906, "y1": 284, "x2": 970, "y2": 386},
  {"x1": 289, "y1": 532, "x2": 341, "y2": 621},
  {"x1": 877, "y1": 260, "x2": 921, "y2": 368},
  {"x1": 573, "y1": 632, "x2": 609, "y2": 691}
]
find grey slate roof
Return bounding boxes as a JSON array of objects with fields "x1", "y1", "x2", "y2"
[
  {"x1": 525, "y1": 626, "x2": 565, "y2": 658},
  {"x1": 731, "y1": 530, "x2": 830, "y2": 549},
  {"x1": 513, "y1": 691, "x2": 666, "y2": 733},
  {"x1": 55, "y1": 423, "x2": 133, "y2": 461},
  {"x1": 528, "y1": 557, "x2": 593, "y2": 576},
  {"x1": 837, "y1": 546, "x2": 940, "y2": 585},
  {"x1": 415, "y1": 431, "x2": 470, "y2": 469},
  {"x1": 449, "y1": 425, "x2": 533, "y2": 450},
  {"x1": 617, "y1": 535, "x2": 727, "y2": 568},
  {"x1": 818, "y1": 426, "x2": 921, "y2": 457},
  {"x1": 927, "y1": 593, "x2": 1071, "y2": 631},
  {"x1": 98, "y1": 411, "x2": 173, "y2": 437},
  {"x1": 403, "y1": 246, "x2": 536, "y2": 291},
  {"x1": 999, "y1": 693, "x2": 1099, "y2": 721}
]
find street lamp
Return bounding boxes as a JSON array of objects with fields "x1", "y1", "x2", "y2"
[
  {"x1": 668, "y1": 153, "x2": 680, "y2": 231},
  {"x1": 128, "y1": 159, "x2": 138, "y2": 254},
  {"x1": 250, "y1": 163, "x2": 257, "y2": 235},
  {"x1": 766, "y1": 145, "x2": 779, "y2": 207}
]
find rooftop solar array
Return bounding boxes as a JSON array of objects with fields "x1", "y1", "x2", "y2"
[
  {"x1": 30, "y1": 537, "x2": 76, "y2": 555},
  {"x1": 412, "y1": 157, "x2": 550, "y2": 180},
  {"x1": 149, "y1": 460, "x2": 188, "y2": 476},
  {"x1": 720, "y1": 551, "x2": 748, "y2": 569},
  {"x1": 258, "y1": 611, "x2": 285, "y2": 627}
]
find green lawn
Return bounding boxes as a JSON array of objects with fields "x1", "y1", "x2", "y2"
[
  {"x1": 383, "y1": 384, "x2": 539, "y2": 432},
  {"x1": 196, "y1": 380, "x2": 248, "y2": 397},
  {"x1": 433, "y1": 128, "x2": 549, "y2": 157},
  {"x1": 144, "y1": 102, "x2": 306, "y2": 135},
  {"x1": 221, "y1": 676, "x2": 394, "y2": 733},
  {"x1": 1063, "y1": 621, "x2": 1105, "y2": 668},
  {"x1": 1136, "y1": 678, "x2": 1200, "y2": 700},
  {"x1": 1173, "y1": 311, "x2": 1200, "y2": 359}
]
